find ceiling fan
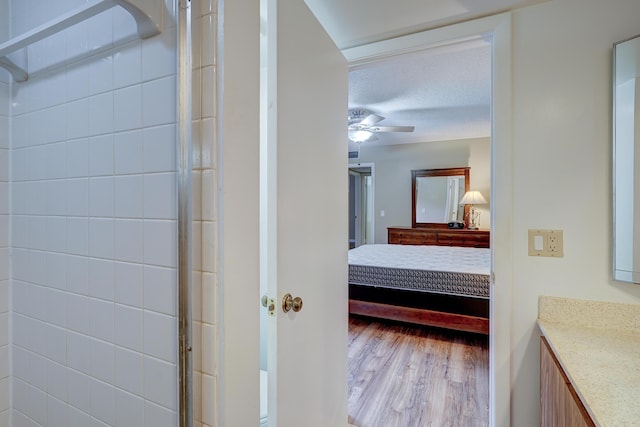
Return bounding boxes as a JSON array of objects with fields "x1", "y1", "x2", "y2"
[{"x1": 348, "y1": 109, "x2": 415, "y2": 143}]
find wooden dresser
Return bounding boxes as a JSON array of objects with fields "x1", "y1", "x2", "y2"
[{"x1": 387, "y1": 226, "x2": 490, "y2": 248}]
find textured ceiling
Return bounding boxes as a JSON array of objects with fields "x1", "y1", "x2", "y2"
[
  {"x1": 304, "y1": 0, "x2": 546, "y2": 150},
  {"x1": 348, "y1": 38, "x2": 491, "y2": 148}
]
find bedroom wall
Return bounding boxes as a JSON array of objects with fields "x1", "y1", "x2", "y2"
[
  {"x1": 510, "y1": 0, "x2": 640, "y2": 424},
  {"x1": 356, "y1": 137, "x2": 490, "y2": 243}
]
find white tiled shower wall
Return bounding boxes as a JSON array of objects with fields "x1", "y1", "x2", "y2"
[
  {"x1": 3, "y1": 0, "x2": 206, "y2": 425},
  {"x1": 191, "y1": 0, "x2": 218, "y2": 425},
  {"x1": 0, "y1": 52, "x2": 10, "y2": 426},
  {"x1": 1, "y1": 1, "x2": 218, "y2": 425},
  {"x1": 0, "y1": 3, "x2": 10, "y2": 422}
]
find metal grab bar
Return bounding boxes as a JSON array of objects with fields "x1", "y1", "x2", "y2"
[{"x1": 0, "y1": 0, "x2": 161, "y2": 82}]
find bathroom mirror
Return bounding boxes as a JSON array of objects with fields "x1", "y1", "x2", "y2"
[
  {"x1": 412, "y1": 167, "x2": 470, "y2": 228},
  {"x1": 613, "y1": 35, "x2": 640, "y2": 283}
]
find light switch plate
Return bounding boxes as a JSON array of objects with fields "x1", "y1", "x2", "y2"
[{"x1": 528, "y1": 229, "x2": 564, "y2": 257}]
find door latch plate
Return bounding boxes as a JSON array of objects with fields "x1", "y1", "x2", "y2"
[{"x1": 261, "y1": 295, "x2": 276, "y2": 316}]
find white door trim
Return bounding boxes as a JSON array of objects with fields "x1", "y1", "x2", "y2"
[
  {"x1": 216, "y1": 0, "x2": 262, "y2": 426},
  {"x1": 343, "y1": 13, "x2": 513, "y2": 427},
  {"x1": 349, "y1": 162, "x2": 375, "y2": 244},
  {"x1": 349, "y1": 170, "x2": 362, "y2": 247}
]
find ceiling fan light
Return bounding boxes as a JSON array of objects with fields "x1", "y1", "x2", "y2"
[{"x1": 349, "y1": 129, "x2": 373, "y2": 142}]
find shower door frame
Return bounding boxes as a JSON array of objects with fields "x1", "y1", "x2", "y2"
[{"x1": 177, "y1": 1, "x2": 194, "y2": 427}]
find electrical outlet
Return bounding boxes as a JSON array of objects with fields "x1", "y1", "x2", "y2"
[
  {"x1": 546, "y1": 230, "x2": 563, "y2": 256},
  {"x1": 528, "y1": 229, "x2": 564, "y2": 257}
]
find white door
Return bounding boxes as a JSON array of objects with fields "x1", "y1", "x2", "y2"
[{"x1": 262, "y1": 0, "x2": 348, "y2": 426}]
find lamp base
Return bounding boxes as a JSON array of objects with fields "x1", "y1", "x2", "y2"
[{"x1": 467, "y1": 207, "x2": 481, "y2": 230}]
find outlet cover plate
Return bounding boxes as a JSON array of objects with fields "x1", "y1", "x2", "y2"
[{"x1": 528, "y1": 229, "x2": 564, "y2": 257}]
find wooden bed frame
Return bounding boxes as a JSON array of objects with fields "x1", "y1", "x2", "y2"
[{"x1": 348, "y1": 227, "x2": 490, "y2": 335}]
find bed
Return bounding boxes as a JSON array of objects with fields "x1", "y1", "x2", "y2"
[{"x1": 348, "y1": 243, "x2": 490, "y2": 334}]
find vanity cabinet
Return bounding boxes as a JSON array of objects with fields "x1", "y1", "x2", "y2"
[
  {"x1": 540, "y1": 337, "x2": 595, "y2": 427},
  {"x1": 387, "y1": 227, "x2": 490, "y2": 248}
]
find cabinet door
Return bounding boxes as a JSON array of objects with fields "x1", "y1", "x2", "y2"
[
  {"x1": 540, "y1": 337, "x2": 594, "y2": 427},
  {"x1": 540, "y1": 337, "x2": 567, "y2": 426}
]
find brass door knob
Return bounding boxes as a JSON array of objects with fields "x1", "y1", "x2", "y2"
[
  {"x1": 292, "y1": 296, "x2": 303, "y2": 312},
  {"x1": 282, "y1": 293, "x2": 303, "y2": 313}
]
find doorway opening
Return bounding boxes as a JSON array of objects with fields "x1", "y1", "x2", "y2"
[
  {"x1": 345, "y1": 35, "x2": 492, "y2": 427},
  {"x1": 349, "y1": 164, "x2": 375, "y2": 248},
  {"x1": 218, "y1": 7, "x2": 511, "y2": 426}
]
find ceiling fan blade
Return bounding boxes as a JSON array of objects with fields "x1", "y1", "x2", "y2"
[
  {"x1": 360, "y1": 114, "x2": 384, "y2": 126},
  {"x1": 369, "y1": 125, "x2": 415, "y2": 133}
]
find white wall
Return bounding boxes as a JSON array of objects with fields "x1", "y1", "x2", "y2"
[
  {"x1": 8, "y1": 1, "x2": 182, "y2": 425},
  {"x1": 356, "y1": 137, "x2": 490, "y2": 242},
  {"x1": 511, "y1": 0, "x2": 640, "y2": 424},
  {"x1": 469, "y1": 137, "x2": 491, "y2": 230}
]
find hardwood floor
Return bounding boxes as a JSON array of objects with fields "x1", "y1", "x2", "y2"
[{"x1": 348, "y1": 316, "x2": 489, "y2": 427}]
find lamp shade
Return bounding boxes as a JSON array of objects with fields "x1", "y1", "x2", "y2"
[{"x1": 460, "y1": 190, "x2": 487, "y2": 205}]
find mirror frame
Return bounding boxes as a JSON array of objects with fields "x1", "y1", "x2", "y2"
[
  {"x1": 411, "y1": 167, "x2": 470, "y2": 228},
  {"x1": 613, "y1": 34, "x2": 640, "y2": 283}
]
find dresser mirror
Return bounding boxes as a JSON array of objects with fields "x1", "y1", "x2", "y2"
[
  {"x1": 412, "y1": 167, "x2": 470, "y2": 228},
  {"x1": 613, "y1": 35, "x2": 640, "y2": 283}
]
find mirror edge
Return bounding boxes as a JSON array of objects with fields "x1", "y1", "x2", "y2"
[{"x1": 612, "y1": 34, "x2": 640, "y2": 284}]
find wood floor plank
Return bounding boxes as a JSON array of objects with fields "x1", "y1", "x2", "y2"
[{"x1": 348, "y1": 316, "x2": 489, "y2": 427}]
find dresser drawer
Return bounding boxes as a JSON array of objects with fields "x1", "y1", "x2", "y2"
[
  {"x1": 439, "y1": 232, "x2": 490, "y2": 248},
  {"x1": 388, "y1": 227, "x2": 490, "y2": 248},
  {"x1": 388, "y1": 229, "x2": 437, "y2": 245}
]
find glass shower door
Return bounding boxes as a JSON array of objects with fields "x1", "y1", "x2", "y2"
[{"x1": 2, "y1": 1, "x2": 193, "y2": 425}]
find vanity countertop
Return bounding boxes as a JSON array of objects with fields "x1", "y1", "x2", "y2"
[{"x1": 537, "y1": 296, "x2": 640, "y2": 426}]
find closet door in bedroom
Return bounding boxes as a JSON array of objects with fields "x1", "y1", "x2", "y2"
[{"x1": 261, "y1": 0, "x2": 348, "y2": 425}]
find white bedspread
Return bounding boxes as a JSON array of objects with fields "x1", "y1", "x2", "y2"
[{"x1": 348, "y1": 244, "x2": 490, "y2": 275}]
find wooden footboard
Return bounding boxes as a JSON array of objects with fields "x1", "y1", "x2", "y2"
[{"x1": 349, "y1": 299, "x2": 489, "y2": 335}]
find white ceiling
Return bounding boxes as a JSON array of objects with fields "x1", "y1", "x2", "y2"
[
  {"x1": 348, "y1": 38, "x2": 491, "y2": 147},
  {"x1": 304, "y1": 0, "x2": 544, "y2": 149},
  {"x1": 305, "y1": 0, "x2": 541, "y2": 50}
]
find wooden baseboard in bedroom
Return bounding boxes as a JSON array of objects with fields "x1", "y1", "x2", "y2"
[{"x1": 348, "y1": 299, "x2": 489, "y2": 335}]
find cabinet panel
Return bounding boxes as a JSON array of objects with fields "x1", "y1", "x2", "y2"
[{"x1": 540, "y1": 337, "x2": 595, "y2": 427}]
